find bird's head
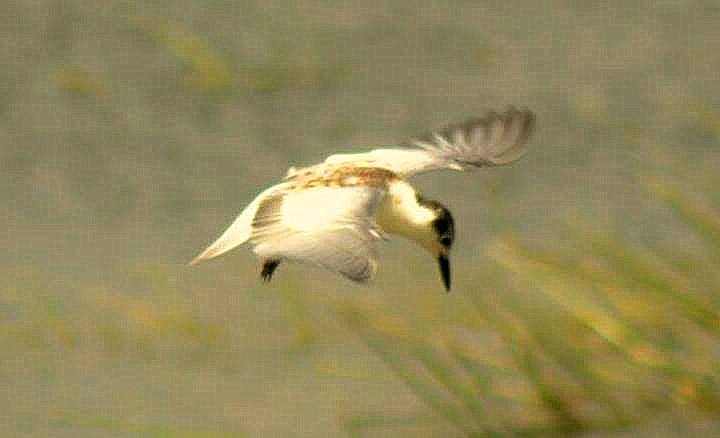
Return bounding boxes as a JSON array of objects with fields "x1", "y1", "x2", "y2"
[{"x1": 415, "y1": 196, "x2": 455, "y2": 292}]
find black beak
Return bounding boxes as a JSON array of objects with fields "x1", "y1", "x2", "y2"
[{"x1": 438, "y1": 254, "x2": 451, "y2": 292}]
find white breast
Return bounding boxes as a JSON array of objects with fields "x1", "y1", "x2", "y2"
[{"x1": 375, "y1": 180, "x2": 437, "y2": 250}]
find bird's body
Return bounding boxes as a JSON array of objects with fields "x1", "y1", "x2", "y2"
[{"x1": 191, "y1": 106, "x2": 536, "y2": 291}]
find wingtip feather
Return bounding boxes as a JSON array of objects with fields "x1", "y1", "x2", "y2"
[
  {"x1": 188, "y1": 231, "x2": 248, "y2": 266},
  {"x1": 485, "y1": 106, "x2": 536, "y2": 165},
  {"x1": 408, "y1": 105, "x2": 536, "y2": 170},
  {"x1": 188, "y1": 252, "x2": 208, "y2": 266},
  {"x1": 188, "y1": 245, "x2": 221, "y2": 266}
]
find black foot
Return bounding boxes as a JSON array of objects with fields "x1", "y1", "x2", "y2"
[{"x1": 261, "y1": 260, "x2": 280, "y2": 282}]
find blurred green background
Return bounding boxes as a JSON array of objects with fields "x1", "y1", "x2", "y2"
[{"x1": 2, "y1": 1, "x2": 720, "y2": 437}]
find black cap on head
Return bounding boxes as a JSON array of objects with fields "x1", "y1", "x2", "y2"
[{"x1": 416, "y1": 194, "x2": 455, "y2": 248}]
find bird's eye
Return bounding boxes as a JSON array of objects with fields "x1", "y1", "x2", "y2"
[{"x1": 440, "y1": 236, "x2": 452, "y2": 246}]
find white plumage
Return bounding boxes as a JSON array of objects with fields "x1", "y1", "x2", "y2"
[
  {"x1": 250, "y1": 186, "x2": 386, "y2": 282},
  {"x1": 191, "y1": 106, "x2": 535, "y2": 289},
  {"x1": 317, "y1": 106, "x2": 534, "y2": 176}
]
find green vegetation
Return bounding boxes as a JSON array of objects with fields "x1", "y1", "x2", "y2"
[
  {"x1": 342, "y1": 173, "x2": 720, "y2": 435},
  {"x1": 2, "y1": 0, "x2": 719, "y2": 436}
]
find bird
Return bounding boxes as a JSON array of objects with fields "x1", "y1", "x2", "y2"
[{"x1": 190, "y1": 106, "x2": 535, "y2": 291}]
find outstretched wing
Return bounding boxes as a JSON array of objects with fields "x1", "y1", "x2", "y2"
[
  {"x1": 322, "y1": 106, "x2": 535, "y2": 177},
  {"x1": 250, "y1": 185, "x2": 387, "y2": 282}
]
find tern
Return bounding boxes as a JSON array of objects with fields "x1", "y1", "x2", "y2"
[{"x1": 191, "y1": 106, "x2": 535, "y2": 291}]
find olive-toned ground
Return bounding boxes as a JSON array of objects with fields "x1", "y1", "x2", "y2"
[{"x1": 2, "y1": 1, "x2": 720, "y2": 436}]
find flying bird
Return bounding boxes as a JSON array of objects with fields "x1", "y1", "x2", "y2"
[{"x1": 190, "y1": 106, "x2": 535, "y2": 291}]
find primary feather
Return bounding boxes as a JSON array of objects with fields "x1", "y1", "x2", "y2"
[{"x1": 320, "y1": 106, "x2": 535, "y2": 176}]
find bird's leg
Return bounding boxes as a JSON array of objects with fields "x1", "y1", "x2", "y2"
[{"x1": 260, "y1": 259, "x2": 280, "y2": 282}]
